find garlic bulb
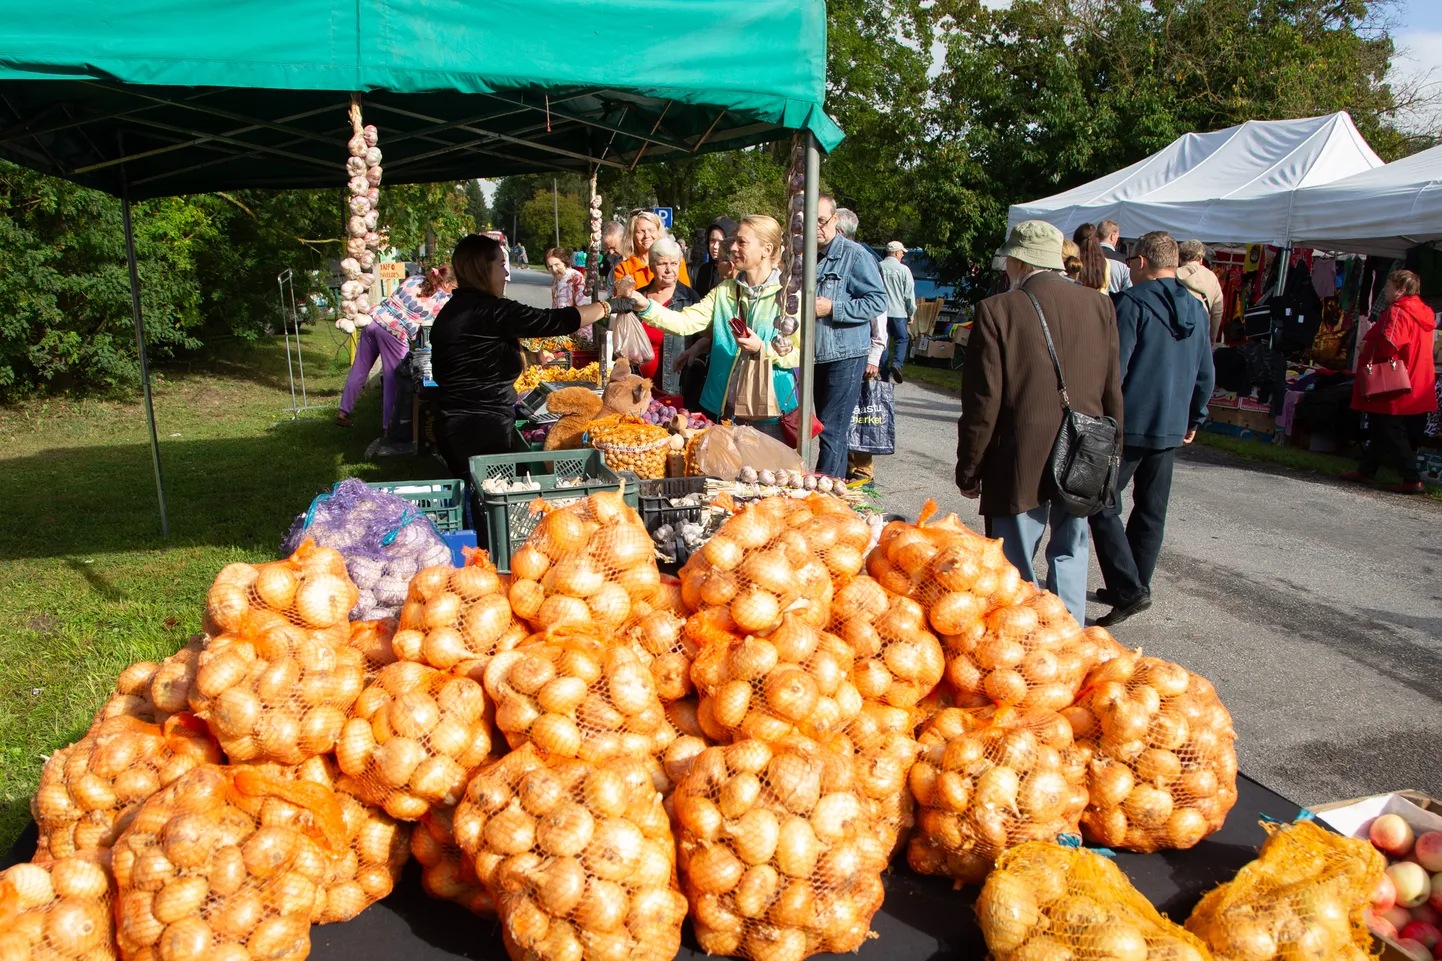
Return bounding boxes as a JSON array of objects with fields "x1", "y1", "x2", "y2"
[
  {"x1": 365, "y1": 147, "x2": 382, "y2": 166},
  {"x1": 362, "y1": 124, "x2": 379, "y2": 147},
  {"x1": 364, "y1": 210, "x2": 379, "y2": 230},
  {"x1": 366, "y1": 166, "x2": 383, "y2": 186},
  {"x1": 349, "y1": 176, "x2": 369, "y2": 197},
  {"x1": 358, "y1": 249, "x2": 376, "y2": 269},
  {"x1": 354, "y1": 313, "x2": 372, "y2": 327},
  {"x1": 347, "y1": 156, "x2": 367, "y2": 177},
  {"x1": 341, "y1": 258, "x2": 362, "y2": 279},
  {"x1": 349, "y1": 134, "x2": 367, "y2": 157}
]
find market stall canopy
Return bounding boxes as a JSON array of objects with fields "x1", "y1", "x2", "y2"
[
  {"x1": 1287, "y1": 144, "x2": 1442, "y2": 257},
  {"x1": 1007, "y1": 113, "x2": 1383, "y2": 246},
  {"x1": 0, "y1": 0, "x2": 843, "y2": 199}
]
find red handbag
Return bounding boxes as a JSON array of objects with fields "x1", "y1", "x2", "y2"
[
  {"x1": 781, "y1": 407, "x2": 823, "y2": 448},
  {"x1": 1359, "y1": 352, "x2": 1411, "y2": 400}
]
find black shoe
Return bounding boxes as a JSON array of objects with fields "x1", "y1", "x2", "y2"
[
  {"x1": 1092, "y1": 587, "x2": 1119, "y2": 606},
  {"x1": 890, "y1": 364, "x2": 905, "y2": 384},
  {"x1": 1097, "y1": 594, "x2": 1153, "y2": 627}
]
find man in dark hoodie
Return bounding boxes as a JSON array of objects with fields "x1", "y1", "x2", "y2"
[{"x1": 1091, "y1": 231, "x2": 1215, "y2": 627}]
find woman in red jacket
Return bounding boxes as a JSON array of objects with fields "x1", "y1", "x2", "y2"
[{"x1": 1343, "y1": 269, "x2": 1437, "y2": 493}]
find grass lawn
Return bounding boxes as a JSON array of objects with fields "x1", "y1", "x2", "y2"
[{"x1": 0, "y1": 327, "x2": 441, "y2": 849}]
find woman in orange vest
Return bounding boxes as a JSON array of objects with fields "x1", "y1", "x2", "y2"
[{"x1": 613, "y1": 210, "x2": 690, "y2": 291}]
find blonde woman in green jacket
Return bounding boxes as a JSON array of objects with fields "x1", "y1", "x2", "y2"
[{"x1": 627, "y1": 215, "x2": 798, "y2": 433}]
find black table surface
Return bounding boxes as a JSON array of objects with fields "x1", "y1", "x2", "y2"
[{"x1": 4, "y1": 773, "x2": 1302, "y2": 961}]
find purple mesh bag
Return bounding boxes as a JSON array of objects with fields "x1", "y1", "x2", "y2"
[{"x1": 284, "y1": 478, "x2": 452, "y2": 620}]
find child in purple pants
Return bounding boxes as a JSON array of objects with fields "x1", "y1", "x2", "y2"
[
  {"x1": 339, "y1": 321, "x2": 411, "y2": 429},
  {"x1": 337, "y1": 269, "x2": 454, "y2": 429}
]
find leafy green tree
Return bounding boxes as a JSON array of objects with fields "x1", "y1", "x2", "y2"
[
  {"x1": 463, "y1": 180, "x2": 490, "y2": 232},
  {"x1": 519, "y1": 188, "x2": 588, "y2": 254},
  {"x1": 380, "y1": 182, "x2": 472, "y2": 260}
]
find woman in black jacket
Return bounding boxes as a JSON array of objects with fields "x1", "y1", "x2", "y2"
[{"x1": 429, "y1": 234, "x2": 617, "y2": 481}]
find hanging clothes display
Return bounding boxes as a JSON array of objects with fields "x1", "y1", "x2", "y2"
[{"x1": 1311, "y1": 258, "x2": 1337, "y2": 299}]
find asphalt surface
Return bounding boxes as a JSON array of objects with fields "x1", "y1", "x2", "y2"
[
  {"x1": 511, "y1": 268, "x2": 1441, "y2": 806},
  {"x1": 875, "y1": 379, "x2": 1442, "y2": 807}
]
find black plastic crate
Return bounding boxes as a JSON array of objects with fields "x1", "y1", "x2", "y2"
[{"x1": 638, "y1": 476, "x2": 711, "y2": 566}]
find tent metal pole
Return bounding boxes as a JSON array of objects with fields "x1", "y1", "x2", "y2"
[
  {"x1": 121, "y1": 181, "x2": 170, "y2": 538},
  {"x1": 797, "y1": 132, "x2": 821, "y2": 464}
]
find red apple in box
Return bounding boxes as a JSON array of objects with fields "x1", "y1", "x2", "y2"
[
  {"x1": 1397, "y1": 938, "x2": 1432, "y2": 961},
  {"x1": 1404, "y1": 923, "x2": 1442, "y2": 952},
  {"x1": 1373, "y1": 910, "x2": 1402, "y2": 939},
  {"x1": 1374, "y1": 814, "x2": 1418, "y2": 857},
  {"x1": 1432, "y1": 871, "x2": 1442, "y2": 913},
  {"x1": 1394, "y1": 863, "x2": 1434, "y2": 909},
  {"x1": 1417, "y1": 903, "x2": 1442, "y2": 926},
  {"x1": 1377, "y1": 873, "x2": 1401, "y2": 913},
  {"x1": 1421, "y1": 833, "x2": 1442, "y2": 873},
  {"x1": 1387, "y1": 906, "x2": 1418, "y2": 932}
]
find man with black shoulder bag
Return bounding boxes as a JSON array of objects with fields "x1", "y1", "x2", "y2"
[{"x1": 956, "y1": 220, "x2": 1124, "y2": 625}]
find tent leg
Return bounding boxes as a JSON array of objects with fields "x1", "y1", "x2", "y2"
[
  {"x1": 121, "y1": 184, "x2": 170, "y2": 538},
  {"x1": 797, "y1": 132, "x2": 821, "y2": 464}
]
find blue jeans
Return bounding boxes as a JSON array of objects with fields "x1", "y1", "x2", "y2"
[
  {"x1": 989, "y1": 502, "x2": 1090, "y2": 625},
  {"x1": 881, "y1": 316, "x2": 909, "y2": 375},
  {"x1": 813, "y1": 355, "x2": 868, "y2": 478}
]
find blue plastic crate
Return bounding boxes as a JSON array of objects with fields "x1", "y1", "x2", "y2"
[{"x1": 441, "y1": 529, "x2": 478, "y2": 567}]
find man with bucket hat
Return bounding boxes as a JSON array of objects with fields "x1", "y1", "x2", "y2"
[{"x1": 955, "y1": 220, "x2": 1123, "y2": 623}]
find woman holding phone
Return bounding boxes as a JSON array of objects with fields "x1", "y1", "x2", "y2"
[{"x1": 618, "y1": 214, "x2": 797, "y2": 433}]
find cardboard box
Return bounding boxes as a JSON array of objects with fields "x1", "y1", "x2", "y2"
[
  {"x1": 1209, "y1": 407, "x2": 1279, "y2": 434},
  {"x1": 922, "y1": 340, "x2": 956, "y2": 360}
]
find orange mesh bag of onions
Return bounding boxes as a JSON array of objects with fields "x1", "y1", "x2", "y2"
[
  {"x1": 411, "y1": 806, "x2": 495, "y2": 917},
  {"x1": 689, "y1": 616, "x2": 862, "y2": 747},
  {"x1": 483, "y1": 632, "x2": 674, "y2": 764},
  {"x1": 977, "y1": 841, "x2": 1212, "y2": 961},
  {"x1": 1068, "y1": 651, "x2": 1238, "y2": 854},
  {"x1": 94, "y1": 639, "x2": 207, "y2": 730},
  {"x1": 0, "y1": 856, "x2": 116, "y2": 961},
  {"x1": 620, "y1": 608, "x2": 695, "y2": 703},
  {"x1": 816, "y1": 701, "x2": 919, "y2": 860},
  {"x1": 677, "y1": 497, "x2": 835, "y2": 636},
  {"x1": 940, "y1": 592, "x2": 1123, "y2": 711},
  {"x1": 507, "y1": 489, "x2": 663, "y2": 635},
  {"x1": 189, "y1": 545, "x2": 367, "y2": 765},
  {"x1": 236, "y1": 756, "x2": 411, "y2": 924},
  {"x1": 111, "y1": 765, "x2": 348, "y2": 961},
  {"x1": 773, "y1": 494, "x2": 872, "y2": 592},
  {"x1": 392, "y1": 550, "x2": 527, "y2": 672},
  {"x1": 345, "y1": 619, "x2": 398, "y2": 677},
  {"x1": 451, "y1": 744, "x2": 688, "y2": 961},
  {"x1": 335, "y1": 661, "x2": 494, "y2": 821},
  {"x1": 830, "y1": 575, "x2": 945, "y2": 710},
  {"x1": 672, "y1": 738, "x2": 888, "y2": 961},
  {"x1": 906, "y1": 706, "x2": 1088, "y2": 885},
  {"x1": 1185, "y1": 819, "x2": 1383, "y2": 961},
  {"x1": 33, "y1": 714, "x2": 224, "y2": 865},
  {"x1": 865, "y1": 503, "x2": 1032, "y2": 642}
]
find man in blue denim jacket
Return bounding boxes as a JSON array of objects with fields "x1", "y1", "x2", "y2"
[{"x1": 812, "y1": 195, "x2": 888, "y2": 477}]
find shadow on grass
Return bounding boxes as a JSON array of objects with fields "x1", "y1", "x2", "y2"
[{"x1": 0, "y1": 419, "x2": 446, "y2": 561}]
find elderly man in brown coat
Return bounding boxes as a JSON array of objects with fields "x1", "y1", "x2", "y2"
[{"x1": 956, "y1": 220, "x2": 1124, "y2": 623}]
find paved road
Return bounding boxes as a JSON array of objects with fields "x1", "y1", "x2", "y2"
[
  {"x1": 875, "y1": 379, "x2": 1442, "y2": 807},
  {"x1": 507, "y1": 267, "x2": 554, "y2": 308}
]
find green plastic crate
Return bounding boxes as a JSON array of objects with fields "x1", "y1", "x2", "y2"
[
  {"x1": 469, "y1": 450, "x2": 639, "y2": 572},
  {"x1": 364, "y1": 479, "x2": 467, "y2": 533}
]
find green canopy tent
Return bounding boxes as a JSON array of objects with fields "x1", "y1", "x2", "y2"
[{"x1": 0, "y1": 0, "x2": 842, "y2": 534}]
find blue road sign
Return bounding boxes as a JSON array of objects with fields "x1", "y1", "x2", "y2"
[{"x1": 653, "y1": 207, "x2": 673, "y2": 229}]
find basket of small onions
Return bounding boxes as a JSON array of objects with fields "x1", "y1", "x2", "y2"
[{"x1": 0, "y1": 856, "x2": 115, "y2": 961}]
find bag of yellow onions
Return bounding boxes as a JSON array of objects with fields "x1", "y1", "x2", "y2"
[
  {"x1": 689, "y1": 616, "x2": 862, "y2": 746},
  {"x1": 93, "y1": 639, "x2": 206, "y2": 731},
  {"x1": 392, "y1": 551, "x2": 527, "y2": 672},
  {"x1": 829, "y1": 575, "x2": 945, "y2": 710},
  {"x1": 622, "y1": 609, "x2": 695, "y2": 703},
  {"x1": 33, "y1": 714, "x2": 224, "y2": 865},
  {"x1": 977, "y1": 841, "x2": 1211, "y2": 961},
  {"x1": 411, "y1": 806, "x2": 495, "y2": 917},
  {"x1": 819, "y1": 702, "x2": 919, "y2": 860},
  {"x1": 866, "y1": 503, "x2": 1033, "y2": 640},
  {"x1": 0, "y1": 856, "x2": 115, "y2": 961},
  {"x1": 237, "y1": 756, "x2": 411, "y2": 924},
  {"x1": 678, "y1": 497, "x2": 835, "y2": 635},
  {"x1": 335, "y1": 662, "x2": 494, "y2": 820},
  {"x1": 1068, "y1": 652, "x2": 1238, "y2": 853},
  {"x1": 672, "y1": 738, "x2": 888, "y2": 961},
  {"x1": 1186, "y1": 819, "x2": 1384, "y2": 961},
  {"x1": 345, "y1": 620, "x2": 398, "y2": 677},
  {"x1": 508, "y1": 490, "x2": 662, "y2": 635},
  {"x1": 483, "y1": 632, "x2": 673, "y2": 764},
  {"x1": 783, "y1": 494, "x2": 873, "y2": 592},
  {"x1": 203, "y1": 541, "x2": 358, "y2": 639},
  {"x1": 111, "y1": 765, "x2": 346, "y2": 961},
  {"x1": 908, "y1": 706, "x2": 1088, "y2": 885},
  {"x1": 452, "y1": 744, "x2": 688, "y2": 961}
]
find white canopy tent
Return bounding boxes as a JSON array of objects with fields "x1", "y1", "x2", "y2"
[
  {"x1": 1007, "y1": 113, "x2": 1384, "y2": 245},
  {"x1": 1287, "y1": 144, "x2": 1442, "y2": 257}
]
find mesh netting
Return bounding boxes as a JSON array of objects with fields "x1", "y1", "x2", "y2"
[
  {"x1": 411, "y1": 806, "x2": 496, "y2": 917},
  {"x1": 390, "y1": 552, "x2": 524, "y2": 672},
  {"x1": 508, "y1": 490, "x2": 663, "y2": 635},
  {"x1": 335, "y1": 662, "x2": 494, "y2": 821},
  {"x1": 33, "y1": 715, "x2": 223, "y2": 865},
  {"x1": 938, "y1": 593, "x2": 1099, "y2": 711},
  {"x1": 0, "y1": 855, "x2": 115, "y2": 961},
  {"x1": 820, "y1": 701, "x2": 919, "y2": 860},
  {"x1": 93, "y1": 638, "x2": 206, "y2": 731},
  {"x1": 1185, "y1": 820, "x2": 1384, "y2": 961},
  {"x1": 346, "y1": 619, "x2": 399, "y2": 678},
  {"x1": 907, "y1": 706, "x2": 1088, "y2": 885},
  {"x1": 203, "y1": 542, "x2": 359, "y2": 638},
  {"x1": 785, "y1": 495, "x2": 872, "y2": 593},
  {"x1": 483, "y1": 633, "x2": 674, "y2": 764},
  {"x1": 689, "y1": 616, "x2": 862, "y2": 746},
  {"x1": 621, "y1": 609, "x2": 695, "y2": 703},
  {"x1": 977, "y1": 841, "x2": 1211, "y2": 961},
  {"x1": 283, "y1": 479, "x2": 452, "y2": 621},
  {"x1": 672, "y1": 739, "x2": 887, "y2": 961},
  {"x1": 1070, "y1": 651, "x2": 1238, "y2": 853},
  {"x1": 830, "y1": 576, "x2": 945, "y2": 709},
  {"x1": 678, "y1": 497, "x2": 835, "y2": 635},
  {"x1": 111, "y1": 765, "x2": 346, "y2": 961},
  {"x1": 664, "y1": 699, "x2": 705, "y2": 741},
  {"x1": 452, "y1": 744, "x2": 687, "y2": 961}
]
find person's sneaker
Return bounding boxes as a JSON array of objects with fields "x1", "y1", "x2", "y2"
[
  {"x1": 1338, "y1": 470, "x2": 1372, "y2": 484},
  {"x1": 890, "y1": 364, "x2": 905, "y2": 384},
  {"x1": 1097, "y1": 594, "x2": 1153, "y2": 628},
  {"x1": 1382, "y1": 481, "x2": 1425, "y2": 494}
]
